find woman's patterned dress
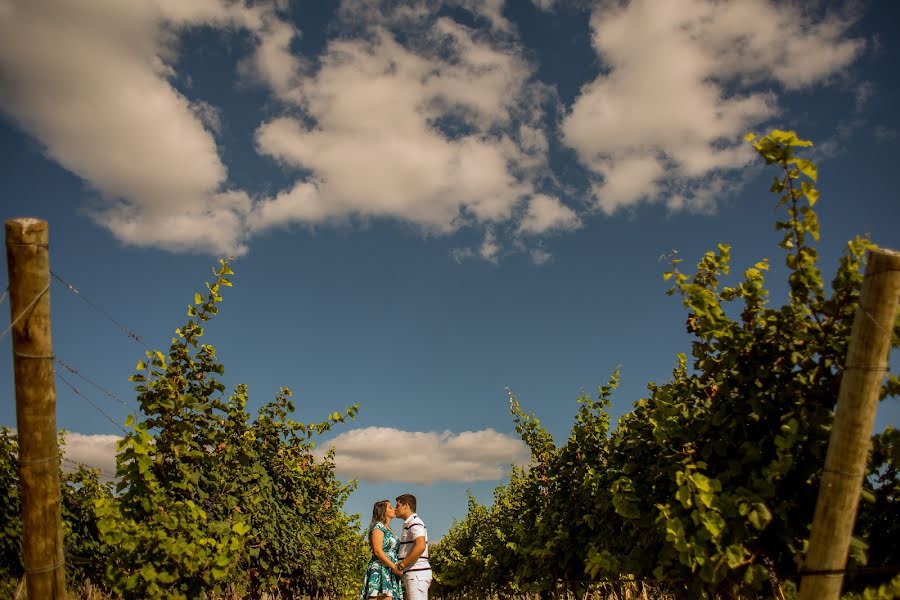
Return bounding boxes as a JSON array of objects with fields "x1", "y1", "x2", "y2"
[{"x1": 360, "y1": 522, "x2": 404, "y2": 599}]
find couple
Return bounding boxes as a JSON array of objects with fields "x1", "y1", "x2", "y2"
[{"x1": 361, "y1": 493, "x2": 431, "y2": 600}]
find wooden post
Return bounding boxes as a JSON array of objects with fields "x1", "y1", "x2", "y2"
[
  {"x1": 799, "y1": 247, "x2": 900, "y2": 600},
  {"x1": 5, "y1": 218, "x2": 66, "y2": 599}
]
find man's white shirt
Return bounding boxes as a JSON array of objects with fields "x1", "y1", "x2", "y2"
[{"x1": 398, "y1": 513, "x2": 430, "y2": 571}]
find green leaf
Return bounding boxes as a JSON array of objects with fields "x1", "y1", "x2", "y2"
[
  {"x1": 725, "y1": 545, "x2": 747, "y2": 568},
  {"x1": 691, "y1": 472, "x2": 713, "y2": 493},
  {"x1": 792, "y1": 158, "x2": 818, "y2": 181},
  {"x1": 747, "y1": 503, "x2": 772, "y2": 531},
  {"x1": 701, "y1": 510, "x2": 726, "y2": 539},
  {"x1": 771, "y1": 129, "x2": 813, "y2": 147},
  {"x1": 231, "y1": 521, "x2": 250, "y2": 536},
  {"x1": 140, "y1": 564, "x2": 157, "y2": 582}
]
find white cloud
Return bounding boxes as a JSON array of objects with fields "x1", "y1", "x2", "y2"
[
  {"x1": 530, "y1": 247, "x2": 552, "y2": 265},
  {"x1": 102, "y1": 190, "x2": 253, "y2": 255},
  {"x1": 531, "y1": 0, "x2": 557, "y2": 12},
  {"x1": 56, "y1": 425, "x2": 531, "y2": 486},
  {"x1": 62, "y1": 432, "x2": 120, "y2": 479},
  {"x1": 238, "y1": 15, "x2": 304, "y2": 104},
  {"x1": 664, "y1": 176, "x2": 735, "y2": 214},
  {"x1": 479, "y1": 229, "x2": 501, "y2": 263},
  {"x1": 562, "y1": 0, "x2": 865, "y2": 214},
  {"x1": 246, "y1": 181, "x2": 326, "y2": 231},
  {"x1": 458, "y1": 0, "x2": 514, "y2": 33},
  {"x1": 591, "y1": 155, "x2": 666, "y2": 215},
  {"x1": 190, "y1": 99, "x2": 224, "y2": 135},
  {"x1": 337, "y1": 0, "x2": 512, "y2": 33},
  {"x1": 449, "y1": 246, "x2": 475, "y2": 263},
  {"x1": 152, "y1": 0, "x2": 263, "y2": 29},
  {"x1": 250, "y1": 17, "x2": 548, "y2": 235},
  {"x1": 518, "y1": 194, "x2": 580, "y2": 234},
  {"x1": 449, "y1": 229, "x2": 503, "y2": 264},
  {"x1": 1, "y1": 0, "x2": 867, "y2": 261},
  {"x1": 336, "y1": 0, "x2": 431, "y2": 27},
  {"x1": 318, "y1": 427, "x2": 530, "y2": 484},
  {"x1": 0, "y1": 0, "x2": 267, "y2": 255}
]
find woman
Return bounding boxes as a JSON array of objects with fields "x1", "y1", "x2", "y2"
[{"x1": 360, "y1": 499, "x2": 404, "y2": 599}]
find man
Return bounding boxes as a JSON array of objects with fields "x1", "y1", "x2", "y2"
[{"x1": 395, "y1": 493, "x2": 431, "y2": 600}]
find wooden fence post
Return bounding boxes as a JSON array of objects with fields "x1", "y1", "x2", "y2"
[
  {"x1": 799, "y1": 247, "x2": 900, "y2": 600},
  {"x1": 5, "y1": 218, "x2": 66, "y2": 599}
]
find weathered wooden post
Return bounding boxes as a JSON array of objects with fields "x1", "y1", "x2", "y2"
[
  {"x1": 799, "y1": 247, "x2": 900, "y2": 600},
  {"x1": 5, "y1": 218, "x2": 66, "y2": 599}
]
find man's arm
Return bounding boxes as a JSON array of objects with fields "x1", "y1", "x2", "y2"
[{"x1": 398, "y1": 536, "x2": 426, "y2": 569}]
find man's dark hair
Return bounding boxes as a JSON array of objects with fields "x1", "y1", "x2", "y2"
[{"x1": 396, "y1": 493, "x2": 417, "y2": 512}]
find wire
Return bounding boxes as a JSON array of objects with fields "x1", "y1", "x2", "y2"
[
  {"x1": 61, "y1": 457, "x2": 117, "y2": 479},
  {"x1": 0, "y1": 283, "x2": 49, "y2": 341},
  {"x1": 23, "y1": 557, "x2": 65, "y2": 575},
  {"x1": 50, "y1": 270, "x2": 151, "y2": 350},
  {"x1": 55, "y1": 358, "x2": 132, "y2": 409},
  {"x1": 55, "y1": 372, "x2": 128, "y2": 435}
]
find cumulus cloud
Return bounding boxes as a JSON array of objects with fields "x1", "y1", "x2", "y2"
[
  {"x1": 479, "y1": 229, "x2": 501, "y2": 263},
  {"x1": 0, "y1": 0, "x2": 868, "y2": 260},
  {"x1": 518, "y1": 194, "x2": 581, "y2": 234},
  {"x1": 530, "y1": 247, "x2": 553, "y2": 265},
  {"x1": 460, "y1": 0, "x2": 514, "y2": 33},
  {"x1": 62, "y1": 432, "x2": 120, "y2": 480},
  {"x1": 250, "y1": 14, "x2": 550, "y2": 235},
  {"x1": 317, "y1": 427, "x2": 530, "y2": 484},
  {"x1": 238, "y1": 15, "x2": 304, "y2": 104},
  {"x1": 55, "y1": 426, "x2": 530, "y2": 486},
  {"x1": 337, "y1": 0, "x2": 513, "y2": 33},
  {"x1": 531, "y1": 0, "x2": 557, "y2": 12},
  {"x1": 562, "y1": 0, "x2": 865, "y2": 214},
  {"x1": 449, "y1": 246, "x2": 475, "y2": 264},
  {"x1": 0, "y1": 0, "x2": 265, "y2": 255},
  {"x1": 449, "y1": 229, "x2": 504, "y2": 264}
]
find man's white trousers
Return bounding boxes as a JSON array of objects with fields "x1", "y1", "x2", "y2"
[{"x1": 402, "y1": 571, "x2": 432, "y2": 600}]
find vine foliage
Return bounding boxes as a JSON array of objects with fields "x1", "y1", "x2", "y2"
[
  {"x1": 94, "y1": 259, "x2": 367, "y2": 599},
  {"x1": 0, "y1": 429, "x2": 114, "y2": 597},
  {"x1": 1, "y1": 260, "x2": 368, "y2": 599},
  {"x1": 431, "y1": 130, "x2": 900, "y2": 599}
]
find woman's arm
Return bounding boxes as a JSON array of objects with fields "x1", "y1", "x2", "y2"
[{"x1": 369, "y1": 528, "x2": 398, "y2": 571}]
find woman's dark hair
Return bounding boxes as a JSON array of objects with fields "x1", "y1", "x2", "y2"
[{"x1": 370, "y1": 499, "x2": 391, "y2": 528}]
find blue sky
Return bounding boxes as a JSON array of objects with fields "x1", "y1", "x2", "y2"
[{"x1": 1, "y1": 0, "x2": 898, "y2": 541}]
